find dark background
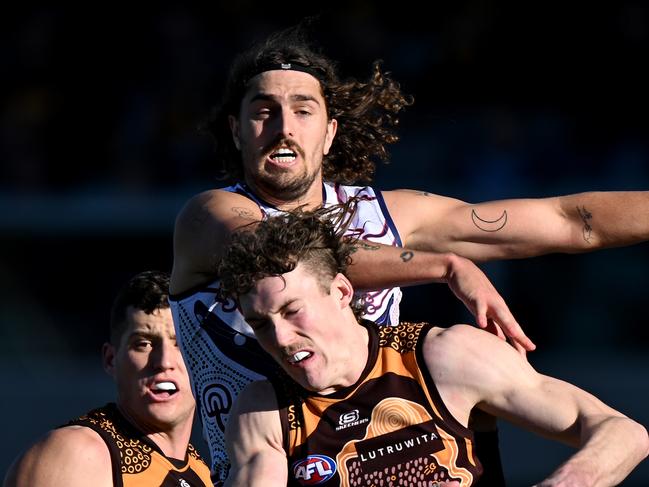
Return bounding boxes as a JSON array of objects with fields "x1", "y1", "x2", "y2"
[{"x1": 1, "y1": 2, "x2": 648, "y2": 484}]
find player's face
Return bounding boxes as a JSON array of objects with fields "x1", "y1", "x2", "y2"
[
  {"x1": 240, "y1": 263, "x2": 358, "y2": 395},
  {"x1": 230, "y1": 69, "x2": 337, "y2": 206},
  {"x1": 104, "y1": 307, "x2": 195, "y2": 433}
]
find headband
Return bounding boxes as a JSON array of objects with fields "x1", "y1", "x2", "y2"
[{"x1": 245, "y1": 62, "x2": 323, "y2": 84}]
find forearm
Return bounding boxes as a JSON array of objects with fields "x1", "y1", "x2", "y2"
[
  {"x1": 542, "y1": 416, "x2": 649, "y2": 486},
  {"x1": 346, "y1": 242, "x2": 457, "y2": 290},
  {"x1": 558, "y1": 191, "x2": 649, "y2": 251}
]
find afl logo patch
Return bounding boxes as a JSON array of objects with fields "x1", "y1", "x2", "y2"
[{"x1": 292, "y1": 454, "x2": 336, "y2": 485}]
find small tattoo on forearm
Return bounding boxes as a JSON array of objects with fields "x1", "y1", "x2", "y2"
[
  {"x1": 417, "y1": 191, "x2": 433, "y2": 197},
  {"x1": 471, "y1": 209, "x2": 508, "y2": 232},
  {"x1": 577, "y1": 206, "x2": 593, "y2": 243},
  {"x1": 359, "y1": 242, "x2": 380, "y2": 251},
  {"x1": 400, "y1": 251, "x2": 414, "y2": 262},
  {"x1": 232, "y1": 206, "x2": 256, "y2": 220}
]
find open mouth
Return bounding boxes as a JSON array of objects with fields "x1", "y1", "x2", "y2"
[
  {"x1": 151, "y1": 381, "x2": 178, "y2": 397},
  {"x1": 269, "y1": 147, "x2": 297, "y2": 164},
  {"x1": 287, "y1": 350, "x2": 313, "y2": 364}
]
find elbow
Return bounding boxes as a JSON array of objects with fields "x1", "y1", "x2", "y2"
[{"x1": 641, "y1": 422, "x2": 649, "y2": 460}]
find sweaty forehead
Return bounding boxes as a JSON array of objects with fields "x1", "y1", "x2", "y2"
[{"x1": 243, "y1": 70, "x2": 324, "y2": 103}]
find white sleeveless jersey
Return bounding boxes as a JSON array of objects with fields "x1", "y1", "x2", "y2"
[{"x1": 170, "y1": 181, "x2": 402, "y2": 482}]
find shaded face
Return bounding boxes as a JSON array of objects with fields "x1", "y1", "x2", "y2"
[
  {"x1": 104, "y1": 307, "x2": 195, "y2": 433},
  {"x1": 239, "y1": 263, "x2": 359, "y2": 394},
  {"x1": 230, "y1": 70, "x2": 337, "y2": 205}
]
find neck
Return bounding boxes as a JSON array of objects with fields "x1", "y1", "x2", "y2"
[
  {"x1": 146, "y1": 427, "x2": 193, "y2": 460},
  {"x1": 117, "y1": 403, "x2": 193, "y2": 460},
  {"x1": 320, "y1": 316, "x2": 370, "y2": 395},
  {"x1": 243, "y1": 176, "x2": 325, "y2": 211}
]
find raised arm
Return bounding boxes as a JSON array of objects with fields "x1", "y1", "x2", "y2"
[
  {"x1": 3, "y1": 426, "x2": 112, "y2": 487},
  {"x1": 224, "y1": 380, "x2": 288, "y2": 487},
  {"x1": 171, "y1": 189, "x2": 263, "y2": 294},
  {"x1": 384, "y1": 190, "x2": 649, "y2": 261},
  {"x1": 424, "y1": 325, "x2": 649, "y2": 486}
]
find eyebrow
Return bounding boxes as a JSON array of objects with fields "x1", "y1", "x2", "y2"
[
  {"x1": 249, "y1": 93, "x2": 321, "y2": 105},
  {"x1": 245, "y1": 298, "x2": 300, "y2": 320},
  {"x1": 127, "y1": 331, "x2": 176, "y2": 341}
]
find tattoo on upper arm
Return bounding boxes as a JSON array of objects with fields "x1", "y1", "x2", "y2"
[
  {"x1": 417, "y1": 191, "x2": 433, "y2": 197},
  {"x1": 232, "y1": 206, "x2": 257, "y2": 220},
  {"x1": 471, "y1": 209, "x2": 508, "y2": 232},
  {"x1": 577, "y1": 206, "x2": 593, "y2": 243},
  {"x1": 400, "y1": 251, "x2": 414, "y2": 262}
]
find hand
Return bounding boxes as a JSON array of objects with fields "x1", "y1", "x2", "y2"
[{"x1": 445, "y1": 254, "x2": 536, "y2": 353}]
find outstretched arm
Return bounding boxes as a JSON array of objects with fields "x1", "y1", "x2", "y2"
[
  {"x1": 224, "y1": 381, "x2": 288, "y2": 487},
  {"x1": 424, "y1": 325, "x2": 649, "y2": 486},
  {"x1": 171, "y1": 189, "x2": 534, "y2": 350},
  {"x1": 384, "y1": 190, "x2": 649, "y2": 261},
  {"x1": 347, "y1": 243, "x2": 535, "y2": 351}
]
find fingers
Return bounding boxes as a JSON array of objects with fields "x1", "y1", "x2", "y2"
[
  {"x1": 491, "y1": 304, "x2": 537, "y2": 352},
  {"x1": 475, "y1": 300, "x2": 488, "y2": 329}
]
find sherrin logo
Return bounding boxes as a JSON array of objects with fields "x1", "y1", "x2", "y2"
[{"x1": 292, "y1": 454, "x2": 337, "y2": 485}]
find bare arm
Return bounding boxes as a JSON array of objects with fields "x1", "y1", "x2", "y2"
[
  {"x1": 171, "y1": 189, "x2": 263, "y2": 294},
  {"x1": 3, "y1": 426, "x2": 113, "y2": 487},
  {"x1": 224, "y1": 381, "x2": 288, "y2": 487},
  {"x1": 384, "y1": 190, "x2": 649, "y2": 261},
  {"x1": 424, "y1": 325, "x2": 649, "y2": 486},
  {"x1": 171, "y1": 189, "x2": 533, "y2": 349},
  {"x1": 348, "y1": 244, "x2": 535, "y2": 351}
]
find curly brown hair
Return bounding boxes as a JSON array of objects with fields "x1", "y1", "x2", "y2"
[
  {"x1": 218, "y1": 203, "x2": 357, "y2": 301},
  {"x1": 201, "y1": 23, "x2": 413, "y2": 185}
]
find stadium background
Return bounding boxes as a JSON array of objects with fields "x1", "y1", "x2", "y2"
[{"x1": 1, "y1": 2, "x2": 648, "y2": 484}]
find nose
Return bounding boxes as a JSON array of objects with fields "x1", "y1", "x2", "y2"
[
  {"x1": 274, "y1": 106, "x2": 294, "y2": 138},
  {"x1": 270, "y1": 318, "x2": 296, "y2": 349},
  {"x1": 151, "y1": 340, "x2": 177, "y2": 371}
]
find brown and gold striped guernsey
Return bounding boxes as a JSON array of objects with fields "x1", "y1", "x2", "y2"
[
  {"x1": 65, "y1": 403, "x2": 212, "y2": 487},
  {"x1": 274, "y1": 321, "x2": 483, "y2": 486}
]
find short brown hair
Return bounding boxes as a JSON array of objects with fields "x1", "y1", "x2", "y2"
[{"x1": 109, "y1": 270, "x2": 170, "y2": 347}]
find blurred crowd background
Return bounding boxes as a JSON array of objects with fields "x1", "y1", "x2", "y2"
[{"x1": 1, "y1": 2, "x2": 648, "y2": 484}]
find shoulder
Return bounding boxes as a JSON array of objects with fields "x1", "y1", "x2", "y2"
[
  {"x1": 175, "y1": 188, "x2": 263, "y2": 230},
  {"x1": 423, "y1": 323, "x2": 523, "y2": 371},
  {"x1": 422, "y1": 324, "x2": 539, "y2": 402},
  {"x1": 171, "y1": 188, "x2": 264, "y2": 292},
  {"x1": 5, "y1": 426, "x2": 112, "y2": 487}
]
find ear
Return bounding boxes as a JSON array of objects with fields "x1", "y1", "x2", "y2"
[
  {"x1": 331, "y1": 272, "x2": 353, "y2": 309},
  {"x1": 102, "y1": 342, "x2": 117, "y2": 378},
  {"x1": 228, "y1": 115, "x2": 241, "y2": 151},
  {"x1": 323, "y1": 118, "x2": 337, "y2": 155}
]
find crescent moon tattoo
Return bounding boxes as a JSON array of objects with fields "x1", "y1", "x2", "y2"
[{"x1": 471, "y1": 209, "x2": 508, "y2": 232}]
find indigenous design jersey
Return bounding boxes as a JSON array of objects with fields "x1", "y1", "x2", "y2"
[
  {"x1": 275, "y1": 322, "x2": 483, "y2": 486},
  {"x1": 65, "y1": 403, "x2": 212, "y2": 487},
  {"x1": 170, "y1": 181, "x2": 403, "y2": 480}
]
